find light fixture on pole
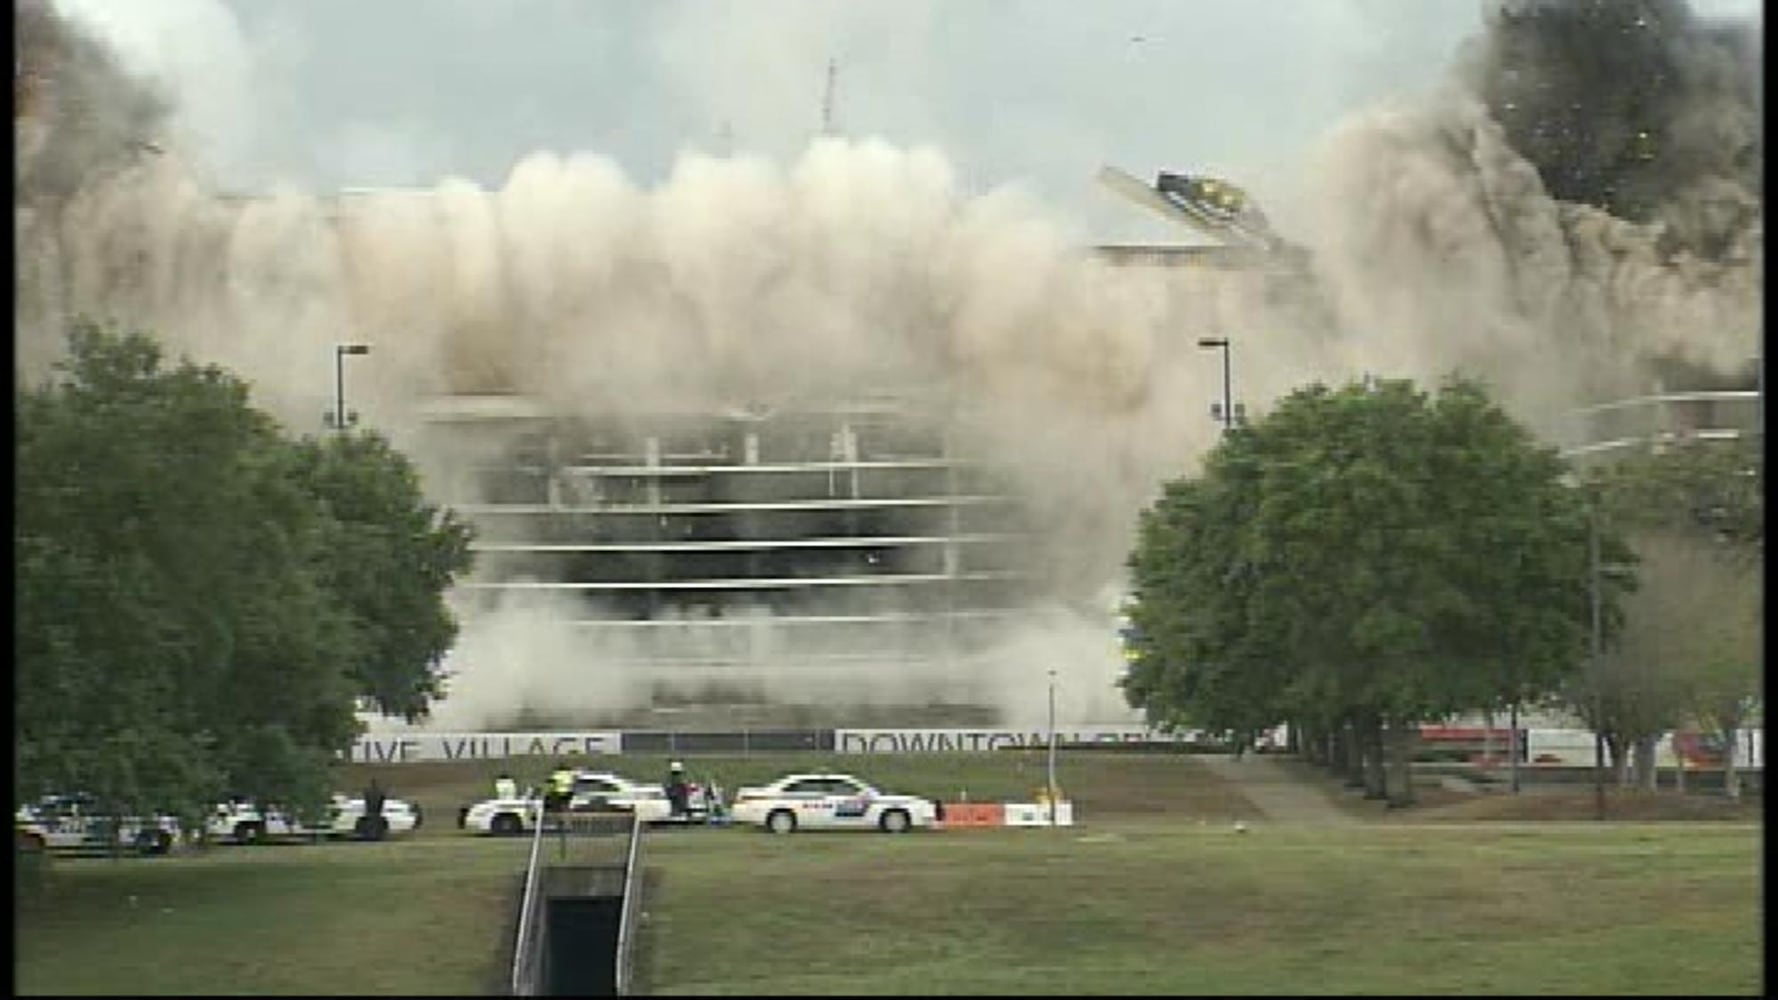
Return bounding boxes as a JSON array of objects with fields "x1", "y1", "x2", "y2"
[
  {"x1": 329, "y1": 343, "x2": 371, "y2": 432},
  {"x1": 1198, "y1": 337, "x2": 1237, "y2": 431}
]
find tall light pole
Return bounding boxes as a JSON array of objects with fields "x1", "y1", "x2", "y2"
[
  {"x1": 1198, "y1": 337, "x2": 1234, "y2": 432},
  {"x1": 1589, "y1": 495, "x2": 1606, "y2": 821},
  {"x1": 1046, "y1": 668, "x2": 1059, "y2": 828},
  {"x1": 331, "y1": 343, "x2": 371, "y2": 432}
]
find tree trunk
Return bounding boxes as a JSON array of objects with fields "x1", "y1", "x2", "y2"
[
  {"x1": 1606, "y1": 733, "x2": 1630, "y2": 786},
  {"x1": 1508, "y1": 702, "x2": 1521, "y2": 795},
  {"x1": 1344, "y1": 722, "x2": 1366, "y2": 788},
  {"x1": 1722, "y1": 724, "x2": 1741, "y2": 800},
  {"x1": 1387, "y1": 719, "x2": 1417, "y2": 808},
  {"x1": 1635, "y1": 735, "x2": 1659, "y2": 791},
  {"x1": 1362, "y1": 717, "x2": 1388, "y2": 800}
]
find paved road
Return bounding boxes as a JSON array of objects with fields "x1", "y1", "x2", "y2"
[{"x1": 1195, "y1": 754, "x2": 1357, "y2": 824}]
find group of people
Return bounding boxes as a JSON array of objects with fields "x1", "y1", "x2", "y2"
[{"x1": 515, "y1": 760, "x2": 700, "y2": 819}]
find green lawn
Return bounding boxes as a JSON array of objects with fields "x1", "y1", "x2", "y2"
[
  {"x1": 15, "y1": 838, "x2": 534, "y2": 996},
  {"x1": 638, "y1": 822, "x2": 1762, "y2": 996},
  {"x1": 13, "y1": 752, "x2": 1764, "y2": 996}
]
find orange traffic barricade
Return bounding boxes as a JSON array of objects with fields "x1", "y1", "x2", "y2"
[{"x1": 938, "y1": 802, "x2": 1004, "y2": 829}]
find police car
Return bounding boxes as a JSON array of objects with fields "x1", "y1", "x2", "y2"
[
  {"x1": 729, "y1": 773, "x2": 938, "y2": 834},
  {"x1": 459, "y1": 771, "x2": 696, "y2": 835},
  {"x1": 14, "y1": 794, "x2": 181, "y2": 856},
  {"x1": 206, "y1": 794, "x2": 421, "y2": 844}
]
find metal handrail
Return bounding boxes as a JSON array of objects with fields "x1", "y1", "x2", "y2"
[
  {"x1": 509, "y1": 801, "x2": 547, "y2": 996},
  {"x1": 1560, "y1": 426, "x2": 1753, "y2": 459},
  {"x1": 614, "y1": 811, "x2": 646, "y2": 996},
  {"x1": 1564, "y1": 389, "x2": 1760, "y2": 416}
]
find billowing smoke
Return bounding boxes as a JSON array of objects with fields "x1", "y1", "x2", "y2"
[
  {"x1": 1301, "y1": 0, "x2": 1760, "y2": 421},
  {"x1": 14, "y1": 0, "x2": 169, "y2": 207},
  {"x1": 15, "y1": 1, "x2": 1192, "y2": 729},
  {"x1": 1465, "y1": 0, "x2": 1760, "y2": 260},
  {"x1": 15, "y1": 0, "x2": 1761, "y2": 730}
]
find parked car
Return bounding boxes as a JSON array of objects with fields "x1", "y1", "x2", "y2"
[
  {"x1": 458, "y1": 770, "x2": 714, "y2": 835},
  {"x1": 206, "y1": 794, "x2": 421, "y2": 844},
  {"x1": 729, "y1": 773, "x2": 938, "y2": 834},
  {"x1": 14, "y1": 793, "x2": 180, "y2": 856}
]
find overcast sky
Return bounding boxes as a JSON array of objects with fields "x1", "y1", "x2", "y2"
[{"x1": 55, "y1": 0, "x2": 1763, "y2": 243}]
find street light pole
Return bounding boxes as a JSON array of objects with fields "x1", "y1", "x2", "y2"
[
  {"x1": 333, "y1": 343, "x2": 371, "y2": 432},
  {"x1": 1046, "y1": 669, "x2": 1058, "y2": 828},
  {"x1": 1589, "y1": 497, "x2": 1606, "y2": 822},
  {"x1": 1198, "y1": 337, "x2": 1233, "y2": 432}
]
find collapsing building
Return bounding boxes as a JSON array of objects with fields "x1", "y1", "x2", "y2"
[
  {"x1": 413, "y1": 387, "x2": 1051, "y2": 726},
  {"x1": 386, "y1": 171, "x2": 1291, "y2": 729}
]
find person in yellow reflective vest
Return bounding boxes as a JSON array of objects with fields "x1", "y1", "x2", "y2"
[{"x1": 546, "y1": 767, "x2": 574, "y2": 814}]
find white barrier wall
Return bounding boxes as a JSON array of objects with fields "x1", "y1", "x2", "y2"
[
  {"x1": 335, "y1": 726, "x2": 1760, "y2": 768},
  {"x1": 1003, "y1": 802, "x2": 1074, "y2": 826},
  {"x1": 1523, "y1": 729, "x2": 1765, "y2": 769},
  {"x1": 833, "y1": 727, "x2": 1209, "y2": 753},
  {"x1": 341, "y1": 731, "x2": 621, "y2": 764}
]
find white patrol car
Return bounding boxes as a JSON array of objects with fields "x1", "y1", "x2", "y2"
[
  {"x1": 15, "y1": 794, "x2": 180, "y2": 856},
  {"x1": 730, "y1": 773, "x2": 938, "y2": 834},
  {"x1": 459, "y1": 771, "x2": 691, "y2": 836},
  {"x1": 207, "y1": 794, "x2": 421, "y2": 844}
]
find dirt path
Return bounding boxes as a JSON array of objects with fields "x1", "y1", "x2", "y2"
[{"x1": 1194, "y1": 754, "x2": 1358, "y2": 824}]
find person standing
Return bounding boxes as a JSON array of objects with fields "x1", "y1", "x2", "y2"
[
  {"x1": 361, "y1": 778, "x2": 388, "y2": 840},
  {"x1": 665, "y1": 761, "x2": 690, "y2": 819},
  {"x1": 495, "y1": 772, "x2": 518, "y2": 800},
  {"x1": 547, "y1": 767, "x2": 574, "y2": 814}
]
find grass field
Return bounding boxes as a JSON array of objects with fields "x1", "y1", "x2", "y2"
[
  {"x1": 638, "y1": 822, "x2": 1762, "y2": 996},
  {"x1": 14, "y1": 753, "x2": 1765, "y2": 996}
]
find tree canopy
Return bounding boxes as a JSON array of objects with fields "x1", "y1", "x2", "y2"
[
  {"x1": 15, "y1": 323, "x2": 475, "y2": 823},
  {"x1": 1572, "y1": 435, "x2": 1762, "y2": 788},
  {"x1": 1122, "y1": 375, "x2": 1630, "y2": 751}
]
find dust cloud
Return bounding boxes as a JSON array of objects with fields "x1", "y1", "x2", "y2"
[{"x1": 14, "y1": 0, "x2": 1760, "y2": 730}]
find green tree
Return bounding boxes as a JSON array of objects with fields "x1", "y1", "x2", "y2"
[
  {"x1": 291, "y1": 433, "x2": 474, "y2": 721},
  {"x1": 1125, "y1": 375, "x2": 1624, "y2": 805},
  {"x1": 1576, "y1": 437, "x2": 1762, "y2": 794},
  {"x1": 15, "y1": 322, "x2": 474, "y2": 825}
]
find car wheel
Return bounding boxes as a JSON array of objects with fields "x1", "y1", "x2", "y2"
[
  {"x1": 491, "y1": 813, "x2": 523, "y2": 837},
  {"x1": 234, "y1": 822, "x2": 264, "y2": 845},
  {"x1": 879, "y1": 809, "x2": 912, "y2": 834},
  {"x1": 17, "y1": 831, "x2": 46, "y2": 853},
  {"x1": 766, "y1": 810, "x2": 797, "y2": 835}
]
